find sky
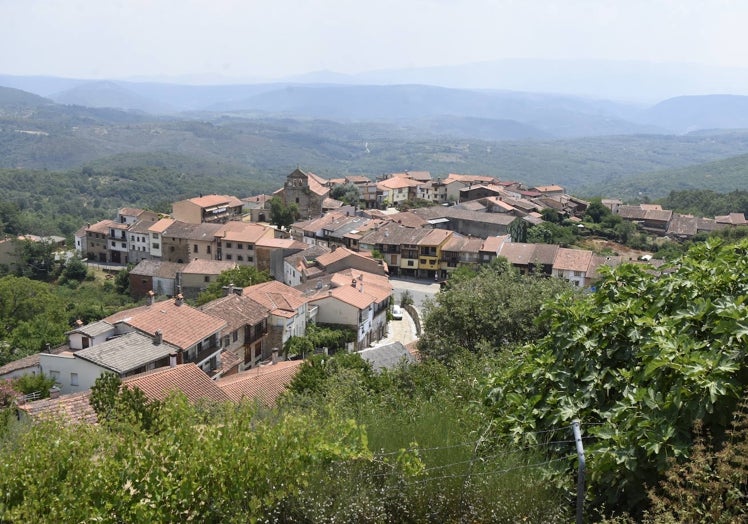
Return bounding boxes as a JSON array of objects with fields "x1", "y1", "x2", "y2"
[{"x1": 2, "y1": 0, "x2": 748, "y2": 82}]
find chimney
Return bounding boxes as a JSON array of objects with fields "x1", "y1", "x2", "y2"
[
  {"x1": 331, "y1": 245, "x2": 337, "y2": 252},
  {"x1": 175, "y1": 294, "x2": 184, "y2": 306},
  {"x1": 75, "y1": 319, "x2": 84, "y2": 327},
  {"x1": 177, "y1": 349, "x2": 184, "y2": 365},
  {"x1": 154, "y1": 330, "x2": 163, "y2": 345},
  {"x1": 271, "y1": 348, "x2": 279, "y2": 365},
  {"x1": 169, "y1": 353, "x2": 177, "y2": 368},
  {"x1": 146, "y1": 290, "x2": 155, "y2": 305},
  {"x1": 351, "y1": 279, "x2": 357, "y2": 287},
  {"x1": 49, "y1": 386, "x2": 60, "y2": 399}
]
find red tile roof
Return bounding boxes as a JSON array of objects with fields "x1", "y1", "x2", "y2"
[
  {"x1": 105, "y1": 298, "x2": 226, "y2": 350},
  {"x1": 123, "y1": 364, "x2": 230, "y2": 403},
  {"x1": 216, "y1": 360, "x2": 302, "y2": 405},
  {"x1": 17, "y1": 391, "x2": 98, "y2": 425},
  {"x1": 553, "y1": 248, "x2": 594, "y2": 272}
]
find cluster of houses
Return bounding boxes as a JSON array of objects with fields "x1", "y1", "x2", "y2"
[{"x1": 3, "y1": 167, "x2": 746, "y2": 424}]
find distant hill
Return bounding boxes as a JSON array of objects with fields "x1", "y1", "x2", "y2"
[
  {"x1": 0, "y1": 86, "x2": 54, "y2": 114},
  {"x1": 643, "y1": 95, "x2": 748, "y2": 134},
  {"x1": 51, "y1": 81, "x2": 170, "y2": 114},
  {"x1": 579, "y1": 150, "x2": 748, "y2": 200}
]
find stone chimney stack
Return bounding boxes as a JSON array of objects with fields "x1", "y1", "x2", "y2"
[
  {"x1": 49, "y1": 386, "x2": 61, "y2": 399},
  {"x1": 169, "y1": 352, "x2": 177, "y2": 367},
  {"x1": 146, "y1": 290, "x2": 155, "y2": 306},
  {"x1": 175, "y1": 294, "x2": 184, "y2": 306},
  {"x1": 154, "y1": 330, "x2": 163, "y2": 345},
  {"x1": 271, "y1": 348, "x2": 279, "y2": 365}
]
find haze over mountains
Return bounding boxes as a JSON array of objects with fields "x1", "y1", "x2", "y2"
[{"x1": 1, "y1": 58, "x2": 748, "y2": 201}]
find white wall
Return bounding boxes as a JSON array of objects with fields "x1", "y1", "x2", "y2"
[{"x1": 39, "y1": 353, "x2": 109, "y2": 394}]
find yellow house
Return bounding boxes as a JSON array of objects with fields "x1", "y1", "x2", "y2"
[{"x1": 417, "y1": 229, "x2": 453, "y2": 279}]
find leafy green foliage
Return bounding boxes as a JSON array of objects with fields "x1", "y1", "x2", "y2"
[
  {"x1": 329, "y1": 182, "x2": 361, "y2": 206},
  {"x1": 269, "y1": 195, "x2": 299, "y2": 231},
  {"x1": 659, "y1": 189, "x2": 748, "y2": 217},
  {"x1": 287, "y1": 352, "x2": 375, "y2": 396},
  {"x1": 0, "y1": 397, "x2": 371, "y2": 522},
  {"x1": 486, "y1": 238, "x2": 748, "y2": 514},
  {"x1": 11, "y1": 374, "x2": 55, "y2": 398},
  {"x1": 419, "y1": 257, "x2": 576, "y2": 359},
  {"x1": 59, "y1": 256, "x2": 88, "y2": 283},
  {"x1": 195, "y1": 265, "x2": 271, "y2": 305},
  {"x1": 282, "y1": 323, "x2": 356, "y2": 359},
  {"x1": 0, "y1": 276, "x2": 67, "y2": 365}
]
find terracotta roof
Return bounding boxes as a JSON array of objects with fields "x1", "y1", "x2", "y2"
[
  {"x1": 123, "y1": 364, "x2": 230, "y2": 403},
  {"x1": 480, "y1": 236, "x2": 508, "y2": 253},
  {"x1": 530, "y1": 244, "x2": 559, "y2": 266},
  {"x1": 418, "y1": 229, "x2": 452, "y2": 247},
  {"x1": 445, "y1": 173, "x2": 497, "y2": 184},
  {"x1": 17, "y1": 391, "x2": 97, "y2": 424},
  {"x1": 216, "y1": 360, "x2": 302, "y2": 404},
  {"x1": 256, "y1": 237, "x2": 306, "y2": 249},
  {"x1": 0, "y1": 352, "x2": 42, "y2": 377},
  {"x1": 218, "y1": 222, "x2": 272, "y2": 243},
  {"x1": 181, "y1": 259, "x2": 236, "y2": 275},
  {"x1": 404, "y1": 170, "x2": 431, "y2": 181},
  {"x1": 149, "y1": 218, "x2": 176, "y2": 233},
  {"x1": 358, "y1": 222, "x2": 430, "y2": 246},
  {"x1": 587, "y1": 255, "x2": 623, "y2": 280},
  {"x1": 315, "y1": 246, "x2": 358, "y2": 267},
  {"x1": 315, "y1": 284, "x2": 375, "y2": 309},
  {"x1": 243, "y1": 281, "x2": 307, "y2": 315},
  {"x1": 715, "y1": 212, "x2": 747, "y2": 225},
  {"x1": 118, "y1": 207, "x2": 146, "y2": 217},
  {"x1": 359, "y1": 342, "x2": 415, "y2": 371},
  {"x1": 553, "y1": 248, "x2": 594, "y2": 272},
  {"x1": 105, "y1": 298, "x2": 227, "y2": 351},
  {"x1": 377, "y1": 177, "x2": 421, "y2": 190},
  {"x1": 345, "y1": 175, "x2": 371, "y2": 184},
  {"x1": 184, "y1": 194, "x2": 243, "y2": 208},
  {"x1": 617, "y1": 206, "x2": 647, "y2": 220},
  {"x1": 639, "y1": 204, "x2": 663, "y2": 211},
  {"x1": 498, "y1": 242, "x2": 537, "y2": 265},
  {"x1": 322, "y1": 197, "x2": 344, "y2": 209},
  {"x1": 644, "y1": 209, "x2": 673, "y2": 222},
  {"x1": 200, "y1": 294, "x2": 270, "y2": 333},
  {"x1": 532, "y1": 185, "x2": 564, "y2": 193},
  {"x1": 86, "y1": 219, "x2": 116, "y2": 234}
]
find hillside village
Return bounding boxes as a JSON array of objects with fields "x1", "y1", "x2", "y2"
[{"x1": 1, "y1": 167, "x2": 746, "y2": 422}]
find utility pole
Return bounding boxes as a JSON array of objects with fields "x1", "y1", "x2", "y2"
[{"x1": 572, "y1": 420, "x2": 586, "y2": 524}]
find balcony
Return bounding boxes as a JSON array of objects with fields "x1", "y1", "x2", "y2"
[{"x1": 185, "y1": 341, "x2": 221, "y2": 368}]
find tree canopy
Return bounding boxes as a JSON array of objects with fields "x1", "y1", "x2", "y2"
[
  {"x1": 486, "y1": 238, "x2": 748, "y2": 513},
  {"x1": 418, "y1": 257, "x2": 576, "y2": 359},
  {"x1": 195, "y1": 265, "x2": 271, "y2": 305},
  {"x1": 269, "y1": 196, "x2": 299, "y2": 231}
]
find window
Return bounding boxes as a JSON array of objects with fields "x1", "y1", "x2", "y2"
[
  {"x1": 224, "y1": 335, "x2": 230, "y2": 347},
  {"x1": 237, "y1": 243, "x2": 243, "y2": 249},
  {"x1": 248, "y1": 256, "x2": 253, "y2": 262},
  {"x1": 207, "y1": 245, "x2": 211, "y2": 255},
  {"x1": 152, "y1": 233, "x2": 159, "y2": 239},
  {"x1": 121, "y1": 242, "x2": 126, "y2": 248},
  {"x1": 111, "y1": 241, "x2": 116, "y2": 247},
  {"x1": 170, "y1": 246, "x2": 175, "y2": 252},
  {"x1": 194, "y1": 244, "x2": 199, "y2": 253},
  {"x1": 237, "y1": 255, "x2": 243, "y2": 261},
  {"x1": 225, "y1": 242, "x2": 232, "y2": 248},
  {"x1": 70, "y1": 373, "x2": 78, "y2": 386},
  {"x1": 50, "y1": 370, "x2": 60, "y2": 381},
  {"x1": 204, "y1": 276, "x2": 210, "y2": 283},
  {"x1": 152, "y1": 243, "x2": 159, "y2": 249},
  {"x1": 407, "y1": 260, "x2": 414, "y2": 266},
  {"x1": 295, "y1": 197, "x2": 300, "y2": 203},
  {"x1": 573, "y1": 271, "x2": 582, "y2": 277},
  {"x1": 225, "y1": 254, "x2": 232, "y2": 260},
  {"x1": 232, "y1": 330, "x2": 238, "y2": 342}
]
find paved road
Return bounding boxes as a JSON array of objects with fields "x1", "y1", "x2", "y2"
[
  {"x1": 371, "y1": 310, "x2": 418, "y2": 348},
  {"x1": 389, "y1": 276, "x2": 441, "y2": 314}
]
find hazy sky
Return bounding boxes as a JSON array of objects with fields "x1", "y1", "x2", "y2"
[{"x1": 2, "y1": 0, "x2": 747, "y2": 81}]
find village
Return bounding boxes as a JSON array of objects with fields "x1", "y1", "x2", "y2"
[{"x1": 1, "y1": 167, "x2": 746, "y2": 422}]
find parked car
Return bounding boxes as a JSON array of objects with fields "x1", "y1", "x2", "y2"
[{"x1": 392, "y1": 305, "x2": 403, "y2": 320}]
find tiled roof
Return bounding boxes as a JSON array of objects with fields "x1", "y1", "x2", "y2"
[
  {"x1": 123, "y1": 364, "x2": 230, "y2": 403},
  {"x1": 118, "y1": 207, "x2": 146, "y2": 217},
  {"x1": 553, "y1": 248, "x2": 593, "y2": 272},
  {"x1": 216, "y1": 360, "x2": 302, "y2": 405},
  {"x1": 411, "y1": 206, "x2": 518, "y2": 226},
  {"x1": 667, "y1": 214, "x2": 699, "y2": 236},
  {"x1": 244, "y1": 281, "x2": 307, "y2": 315},
  {"x1": 715, "y1": 212, "x2": 747, "y2": 225},
  {"x1": 181, "y1": 259, "x2": 236, "y2": 275},
  {"x1": 480, "y1": 236, "x2": 507, "y2": 253},
  {"x1": 105, "y1": 298, "x2": 227, "y2": 350},
  {"x1": 644, "y1": 209, "x2": 673, "y2": 222},
  {"x1": 75, "y1": 331, "x2": 181, "y2": 374},
  {"x1": 315, "y1": 246, "x2": 358, "y2": 267},
  {"x1": 456, "y1": 201, "x2": 487, "y2": 212},
  {"x1": 185, "y1": 194, "x2": 243, "y2": 209},
  {"x1": 498, "y1": 242, "x2": 537, "y2": 265},
  {"x1": 200, "y1": 294, "x2": 270, "y2": 333},
  {"x1": 345, "y1": 175, "x2": 371, "y2": 184},
  {"x1": 67, "y1": 320, "x2": 115, "y2": 338},
  {"x1": 533, "y1": 185, "x2": 564, "y2": 193},
  {"x1": 587, "y1": 255, "x2": 623, "y2": 280},
  {"x1": 359, "y1": 342, "x2": 415, "y2": 371},
  {"x1": 164, "y1": 221, "x2": 223, "y2": 241},
  {"x1": 322, "y1": 197, "x2": 344, "y2": 209},
  {"x1": 256, "y1": 237, "x2": 306, "y2": 249},
  {"x1": 128, "y1": 212, "x2": 161, "y2": 233},
  {"x1": 218, "y1": 222, "x2": 272, "y2": 243},
  {"x1": 617, "y1": 205, "x2": 647, "y2": 220},
  {"x1": 0, "y1": 352, "x2": 42, "y2": 377},
  {"x1": 445, "y1": 173, "x2": 497, "y2": 184},
  {"x1": 358, "y1": 222, "x2": 430, "y2": 246},
  {"x1": 387, "y1": 212, "x2": 428, "y2": 228},
  {"x1": 86, "y1": 219, "x2": 116, "y2": 234},
  {"x1": 418, "y1": 229, "x2": 452, "y2": 247},
  {"x1": 149, "y1": 218, "x2": 176, "y2": 233},
  {"x1": 130, "y1": 260, "x2": 185, "y2": 279},
  {"x1": 377, "y1": 177, "x2": 421, "y2": 190},
  {"x1": 17, "y1": 391, "x2": 97, "y2": 425},
  {"x1": 529, "y1": 244, "x2": 559, "y2": 266}
]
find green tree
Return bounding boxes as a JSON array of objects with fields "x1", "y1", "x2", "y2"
[
  {"x1": 287, "y1": 352, "x2": 375, "y2": 396},
  {"x1": 419, "y1": 258, "x2": 576, "y2": 359},
  {"x1": 270, "y1": 196, "x2": 299, "y2": 231},
  {"x1": 16, "y1": 239, "x2": 57, "y2": 281},
  {"x1": 584, "y1": 198, "x2": 612, "y2": 223},
  {"x1": 486, "y1": 239, "x2": 748, "y2": 515},
  {"x1": 60, "y1": 256, "x2": 89, "y2": 283},
  {"x1": 508, "y1": 217, "x2": 528, "y2": 243},
  {"x1": 196, "y1": 265, "x2": 271, "y2": 305},
  {"x1": 330, "y1": 182, "x2": 361, "y2": 206},
  {"x1": 12, "y1": 373, "x2": 56, "y2": 398}
]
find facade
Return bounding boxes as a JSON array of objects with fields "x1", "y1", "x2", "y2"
[
  {"x1": 172, "y1": 195, "x2": 244, "y2": 224},
  {"x1": 179, "y1": 259, "x2": 237, "y2": 299},
  {"x1": 279, "y1": 168, "x2": 330, "y2": 220}
]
